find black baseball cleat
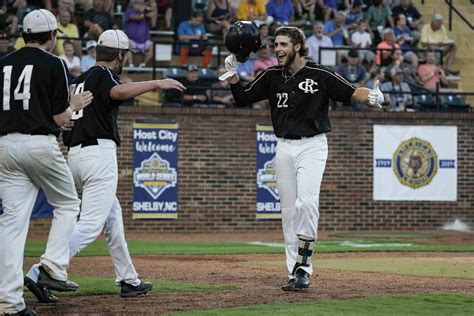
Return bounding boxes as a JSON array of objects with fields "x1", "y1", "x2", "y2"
[
  {"x1": 16, "y1": 307, "x2": 37, "y2": 315},
  {"x1": 293, "y1": 269, "x2": 310, "y2": 290},
  {"x1": 281, "y1": 278, "x2": 296, "y2": 291},
  {"x1": 37, "y1": 266, "x2": 78, "y2": 292},
  {"x1": 24, "y1": 276, "x2": 59, "y2": 303},
  {"x1": 120, "y1": 280, "x2": 153, "y2": 297}
]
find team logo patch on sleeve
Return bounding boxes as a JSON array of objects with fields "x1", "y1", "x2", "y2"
[
  {"x1": 392, "y1": 137, "x2": 438, "y2": 189},
  {"x1": 133, "y1": 153, "x2": 177, "y2": 199}
]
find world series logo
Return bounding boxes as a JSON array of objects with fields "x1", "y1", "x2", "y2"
[
  {"x1": 257, "y1": 158, "x2": 279, "y2": 200},
  {"x1": 133, "y1": 152, "x2": 177, "y2": 199},
  {"x1": 392, "y1": 137, "x2": 438, "y2": 189}
]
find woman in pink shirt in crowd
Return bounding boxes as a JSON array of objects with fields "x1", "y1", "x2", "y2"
[{"x1": 417, "y1": 50, "x2": 447, "y2": 90}]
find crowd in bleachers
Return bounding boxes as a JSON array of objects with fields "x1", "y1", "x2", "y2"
[{"x1": 0, "y1": 0, "x2": 470, "y2": 111}]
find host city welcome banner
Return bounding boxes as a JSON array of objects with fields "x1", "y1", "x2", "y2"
[
  {"x1": 133, "y1": 122, "x2": 179, "y2": 219},
  {"x1": 256, "y1": 124, "x2": 281, "y2": 220},
  {"x1": 373, "y1": 125, "x2": 457, "y2": 201}
]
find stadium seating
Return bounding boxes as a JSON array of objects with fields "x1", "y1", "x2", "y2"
[
  {"x1": 414, "y1": 94, "x2": 439, "y2": 112},
  {"x1": 441, "y1": 95, "x2": 471, "y2": 112}
]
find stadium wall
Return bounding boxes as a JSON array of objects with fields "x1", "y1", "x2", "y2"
[{"x1": 28, "y1": 107, "x2": 474, "y2": 235}]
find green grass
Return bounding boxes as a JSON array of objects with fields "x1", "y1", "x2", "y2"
[
  {"x1": 24, "y1": 240, "x2": 474, "y2": 257},
  {"x1": 165, "y1": 294, "x2": 474, "y2": 316},
  {"x1": 328, "y1": 232, "x2": 441, "y2": 239},
  {"x1": 24, "y1": 276, "x2": 236, "y2": 299}
]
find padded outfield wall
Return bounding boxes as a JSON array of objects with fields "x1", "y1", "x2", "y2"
[{"x1": 29, "y1": 107, "x2": 474, "y2": 234}]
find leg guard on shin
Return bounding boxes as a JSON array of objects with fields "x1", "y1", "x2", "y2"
[{"x1": 291, "y1": 237, "x2": 315, "y2": 276}]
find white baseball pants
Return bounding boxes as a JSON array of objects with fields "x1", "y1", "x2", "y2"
[
  {"x1": 67, "y1": 139, "x2": 139, "y2": 286},
  {"x1": 0, "y1": 134, "x2": 80, "y2": 313},
  {"x1": 275, "y1": 134, "x2": 328, "y2": 279}
]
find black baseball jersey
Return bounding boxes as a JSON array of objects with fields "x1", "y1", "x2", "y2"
[
  {"x1": 0, "y1": 47, "x2": 70, "y2": 136},
  {"x1": 230, "y1": 60, "x2": 356, "y2": 138},
  {"x1": 63, "y1": 66, "x2": 123, "y2": 147}
]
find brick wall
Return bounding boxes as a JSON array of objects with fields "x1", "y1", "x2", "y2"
[{"x1": 29, "y1": 107, "x2": 474, "y2": 234}]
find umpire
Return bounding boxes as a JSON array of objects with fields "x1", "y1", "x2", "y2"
[{"x1": 221, "y1": 24, "x2": 384, "y2": 291}]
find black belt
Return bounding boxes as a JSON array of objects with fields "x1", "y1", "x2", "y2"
[
  {"x1": 81, "y1": 139, "x2": 98, "y2": 147},
  {"x1": 283, "y1": 135, "x2": 315, "y2": 140}
]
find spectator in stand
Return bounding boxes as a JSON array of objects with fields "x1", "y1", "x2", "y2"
[
  {"x1": 294, "y1": 0, "x2": 317, "y2": 22},
  {"x1": 318, "y1": 0, "x2": 337, "y2": 22},
  {"x1": 0, "y1": 32, "x2": 11, "y2": 58},
  {"x1": 156, "y1": 0, "x2": 173, "y2": 30},
  {"x1": 206, "y1": 0, "x2": 232, "y2": 42},
  {"x1": 420, "y1": 14, "x2": 458, "y2": 75},
  {"x1": 177, "y1": 11, "x2": 213, "y2": 67},
  {"x1": 266, "y1": 0, "x2": 299, "y2": 26},
  {"x1": 83, "y1": 0, "x2": 114, "y2": 39},
  {"x1": 124, "y1": 0, "x2": 154, "y2": 68},
  {"x1": 252, "y1": 44, "x2": 278, "y2": 72},
  {"x1": 391, "y1": 0, "x2": 422, "y2": 43},
  {"x1": 59, "y1": 41, "x2": 81, "y2": 77},
  {"x1": 236, "y1": 0, "x2": 271, "y2": 26},
  {"x1": 384, "y1": 48, "x2": 403, "y2": 79},
  {"x1": 51, "y1": 0, "x2": 76, "y2": 23},
  {"x1": 324, "y1": 11, "x2": 348, "y2": 46},
  {"x1": 393, "y1": 13, "x2": 413, "y2": 51},
  {"x1": 365, "y1": 65, "x2": 385, "y2": 89},
  {"x1": 80, "y1": 40, "x2": 97, "y2": 73},
  {"x1": 55, "y1": 9, "x2": 81, "y2": 57},
  {"x1": 336, "y1": 49, "x2": 366, "y2": 85},
  {"x1": 0, "y1": 1, "x2": 19, "y2": 36},
  {"x1": 417, "y1": 50, "x2": 448, "y2": 90},
  {"x1": 182, "y1": 64, "x2": 209, "y2": 107},
  {"x1": 367, "y1": 0, "x2": 394, "y2": 43},
  {"x1": 381, "y1": 67, "x2": 413, "y2": 112},
  {"x1": 344, "y1": 0, "x2": 368, "y2": 12},
  {"x1": 400, "y1": 51, "x2": 422, "y2": 86},
  {"x1": 259, "y1": 23, "x2": 274, "y2": 47},
  {"x1": 211, "y1": 65, "x2": 236, "y2": 108},
  {"x1": 345, "y1": 0, "x2": 363, "y2": 32},
  {"x1": 376, "y1": 28, "x2": 400, "y2": 67},
  {"x1": 350, "y1": 19, "x2": 374, "y2": 64},
  {"x1": 307, "y1": 21, "x2": 333, "y2": 63}
]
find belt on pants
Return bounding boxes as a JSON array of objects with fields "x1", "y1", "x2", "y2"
[
  {"x1": 80, "y1": 139, "x2": 99, "y2": 147},
  {"x1": 283, "y1": 134, "x2": 317, "y2": 140}
]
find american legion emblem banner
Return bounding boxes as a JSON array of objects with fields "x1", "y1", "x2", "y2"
[
  {"x1": 133, "y1": 122, "x2": 179, "y2": 219},
  {"x1": 256, "y1": 124, "x2": 281, "y2": 220},
  {"x1": 373, "y1": 125, "x2": 457, "y2": 201}
]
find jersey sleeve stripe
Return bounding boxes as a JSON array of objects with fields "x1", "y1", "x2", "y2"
[
  {"x1": 305, "y1": 65, "x2": 357, "y2": 89},
  {"x1": 244, "y1": 68, "x2": 280, "y2": 92},
  {"x1": 105, "y1": 68, "x2": 120, "y2": 85}
]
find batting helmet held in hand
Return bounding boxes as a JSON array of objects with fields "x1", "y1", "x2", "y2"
[{"x1": 225, "y1": 21, "x2": 262, "y2": 63}]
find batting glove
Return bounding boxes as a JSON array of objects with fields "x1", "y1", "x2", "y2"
[
  {"x1": 219, "y1": 54, "x2": 240, "y2": 81},
  {"x1": 368, "y1": 80, "x2": 384, "y2": 109}
]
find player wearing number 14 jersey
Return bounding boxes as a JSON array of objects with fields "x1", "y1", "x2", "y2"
[{"x1": 0, "y1": 9, "x2": 93, "y2": 315}]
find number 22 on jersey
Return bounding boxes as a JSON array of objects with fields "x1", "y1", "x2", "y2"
[
  {"x1": 70, "y1": 82, "x2": 85, "y2": 120},
  {"x1": 2, "y1": 65, "x2": 33, "y2": 111}
]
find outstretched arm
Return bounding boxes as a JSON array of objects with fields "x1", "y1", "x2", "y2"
[
  {"x1": 110, "y1": 79, "x2": 186, "y2": 100},
  {"x1": 351, "y1": 80, "x2": 385, "y2": 110}
]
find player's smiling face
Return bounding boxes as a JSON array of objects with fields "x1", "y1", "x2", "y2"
[{"x1": 274, "y1": 35, "x2": 297, "y2": 68}]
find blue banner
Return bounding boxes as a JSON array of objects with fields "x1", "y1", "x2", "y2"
[
  {"x1": 0, "y1": 189, "x2": 53, "y2": 218},
  {"x1": 256, "y1": 124, "x2": 281, "y2": 220},
  {"x1": 132, "y1": 122, "x2": 179, "y2": 219}
]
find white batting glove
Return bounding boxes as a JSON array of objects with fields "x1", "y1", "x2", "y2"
[
  {"x1": 368, "y1": 80, "x2": 384, "y2": 109},
  {"x1": 219, "y1": 54, "x2": 240, "y2": 81}
]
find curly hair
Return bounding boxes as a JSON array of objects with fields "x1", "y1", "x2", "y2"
[{"x1": 274, "y1": 26, "x2": 308, "y2": 57}]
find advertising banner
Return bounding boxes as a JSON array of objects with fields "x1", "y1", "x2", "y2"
[
  {"x1": 373, "y1": 125, "x2": 457, "y2": 201},
  {"x1": 133, "y1": 122, "x2": 179, "y2": 219},
  {"x1": 256, "y1": 124, "x2": 281, "y2": 220}
]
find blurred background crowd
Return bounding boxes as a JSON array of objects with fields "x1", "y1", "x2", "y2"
[{"x1": 0, "y1": 0, "x2": 470, "y2": 111}]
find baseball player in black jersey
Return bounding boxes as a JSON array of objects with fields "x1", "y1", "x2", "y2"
[
  {"x1": 26, "y1": 29, "x2": 186, "y2": 299},
  {"x1": 0, "y1": 9, "x2": 93, "y2": 315},
  {"x1": 222, "y1": 25, "x2": 384, "y2": 291}
]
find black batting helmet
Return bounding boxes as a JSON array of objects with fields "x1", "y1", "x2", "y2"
[{"x1": 225, "y1": 21, "x2": 262, "y2": 63}]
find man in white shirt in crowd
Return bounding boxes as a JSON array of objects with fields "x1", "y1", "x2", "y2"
[
  {"x1": 350, "y1": 20, "x2": 374, "y2": 64},
  {"x1": 306, "y1": 22, "x2": 333, "y2": 63},
  {"x1": 80, "y1": 40, "x2": 97, "y2": 73}
]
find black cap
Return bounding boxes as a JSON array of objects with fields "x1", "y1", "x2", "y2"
[
  {"x1": 187, "y1": 64, "x2": 199, "y2": 72},
  {"x1": 348, "y1": 49, "x2": 359, "y2": 58}
]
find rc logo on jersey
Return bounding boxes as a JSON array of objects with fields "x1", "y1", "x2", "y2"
[
  {"x1": 257, "y1": 158, "x2": 279, "y2": 199},
  {"x1": 392, "y1": 137, "x2": 438, "y2": 189},
  {"x1": 134, "y1": 152, "x2": 177, "y2": 199},
  {"x1": 298, "y1": 79, "x2": 319, "y2": 94}
]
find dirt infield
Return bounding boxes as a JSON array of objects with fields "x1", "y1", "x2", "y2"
[{"x1": 24, "y1": 231, "x2": 474, "y2": 315}]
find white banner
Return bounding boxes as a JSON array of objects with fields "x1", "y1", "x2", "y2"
[{"x1": 373, "y1": 125, "x2": 457, "y2": 201}]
